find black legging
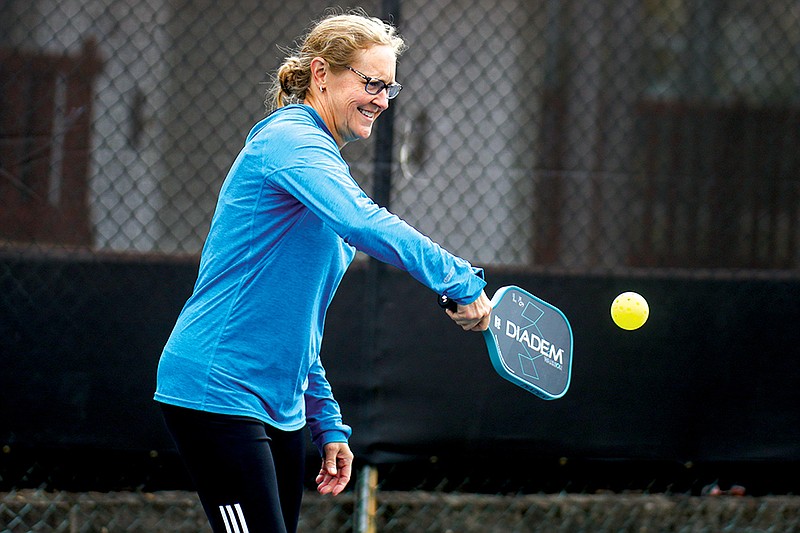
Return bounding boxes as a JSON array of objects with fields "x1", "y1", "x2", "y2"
[{"x1": 160, "y1": 403, "x2": 306, "y2": 533}]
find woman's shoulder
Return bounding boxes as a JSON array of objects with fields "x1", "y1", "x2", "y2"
[
  {"x1": 243, "y1": 106, "x2": 345, "y2": 172},
  {"x1": 247, "y1": 105, "x2": 333, "y2": 145}
]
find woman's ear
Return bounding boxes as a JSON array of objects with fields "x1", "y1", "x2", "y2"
[{"x1": 310, "y1": 57, "x2": 328, "y2": 92}]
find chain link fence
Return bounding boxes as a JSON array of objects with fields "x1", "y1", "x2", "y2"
[
  {"x1": 2, "y1": 0, "x2": 798, "y2": 267},
  {"x1": 3, "y1": 0, "x2": 800, "y2": 531},
  {"x1": 4, "y1": 474, "x2": 800, "y2": 532}
]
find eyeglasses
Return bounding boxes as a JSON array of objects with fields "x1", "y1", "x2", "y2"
[{"x1": 346, "y1": 66, "x2": 403, "y2": 99}]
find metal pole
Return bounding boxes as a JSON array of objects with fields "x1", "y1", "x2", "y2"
[
  {"x1": 355, "y1": 464, "x2": 379, "y2": 533},
  {"x1": 359, "y1": 0, "x2": 402, "y2": 496},
  {"x1": 358, "y1": 7, "x2": 398, "y2": 532}
]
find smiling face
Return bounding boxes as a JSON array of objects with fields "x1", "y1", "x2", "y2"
[{"x1": 307, "y1": 45, "x2": 398, "y2": 148}]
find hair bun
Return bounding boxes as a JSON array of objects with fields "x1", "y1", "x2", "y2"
[{"x1": 278, "y1": 57, "x2": 302, "y2": 94}]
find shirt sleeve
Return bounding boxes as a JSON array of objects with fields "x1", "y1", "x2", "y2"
[
  {"x1": 304, "y1": 353, "x2": 352, "y2": 454},
  {"x1": 264, "y1": 135, "x2": 487, "y2": 305}
]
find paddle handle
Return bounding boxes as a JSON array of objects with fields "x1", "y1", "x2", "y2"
[{"x1": 438, "y1": 294, "x2": 458, "y2": 312}]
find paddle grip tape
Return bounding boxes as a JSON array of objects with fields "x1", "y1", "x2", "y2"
[{"x1": 438, "y1": 294, "x2": 458, "y2": 312}]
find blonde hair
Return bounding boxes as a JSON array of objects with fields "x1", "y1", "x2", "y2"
[{"x1": 266, "y1": 9, "x2": 406, "y2": 112}]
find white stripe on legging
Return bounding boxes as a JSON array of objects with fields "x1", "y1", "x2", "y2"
[
  {"x1": 219, "y1": 505, "x2": 233, "y2": 533},
  {"x1": 219, "y1": 503, "x2": 249, "y2": 533},
  {"x1": 234, "y1": 504, "x2": 250, "y2": 533}
]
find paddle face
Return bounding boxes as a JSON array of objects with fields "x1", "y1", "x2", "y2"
[{"x1": 483, "y1": 286, "x2": 573, "y2": 399}]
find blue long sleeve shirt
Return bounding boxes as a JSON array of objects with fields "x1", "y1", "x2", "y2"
[{"x1": 154, "y1": 105, "x2": 485, "y2": 453}]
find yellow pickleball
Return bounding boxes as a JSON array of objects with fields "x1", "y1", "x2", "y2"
[{"x1": 611, "y1": 292, "x2": 649, "y2": 330}]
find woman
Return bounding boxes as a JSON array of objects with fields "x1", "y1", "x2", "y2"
[{"x1": 154, "y1": 9, "x2": 491, "y2": 533}]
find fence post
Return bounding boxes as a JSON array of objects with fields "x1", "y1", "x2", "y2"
[
  {"x1": 359, "y1": 0, "x2": 402, "y2": 502},
  {"x1": 355, "y1": 464, "x2": 379, "y2": 533}
]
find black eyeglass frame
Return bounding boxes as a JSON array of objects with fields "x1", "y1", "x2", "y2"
[{"x1": 346, "y1": 66, "x2": 403, "y2": 99}]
